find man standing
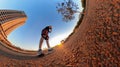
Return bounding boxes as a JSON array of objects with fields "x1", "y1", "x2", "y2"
[{"x1": 38, "y1": 26, "x2": 53, "y2": 56}]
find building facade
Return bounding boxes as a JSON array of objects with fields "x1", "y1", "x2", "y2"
[{"x1": 0, "y1": 10, "x2": 27, "y2": 44}]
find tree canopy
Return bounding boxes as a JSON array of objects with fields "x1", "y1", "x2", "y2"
[{"x1": 56, "y1": 0, "x2": 79, "y2": 22}]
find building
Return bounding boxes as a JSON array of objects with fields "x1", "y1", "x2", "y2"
[{"x1": 0, "y1": 10, "x2": 27, "y2": 44}]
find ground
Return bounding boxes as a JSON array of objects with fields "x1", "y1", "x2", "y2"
[{"x1": 0, "y1": 0, "x2": 120, "y2": 67}]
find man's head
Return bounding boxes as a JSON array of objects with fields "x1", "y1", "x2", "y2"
[
  {"x1": 48, "y1": 25, "x2": 52, "y2": 32},
  {"x1": 49, "y1": 25, "x2": 52, "y2": 29}
]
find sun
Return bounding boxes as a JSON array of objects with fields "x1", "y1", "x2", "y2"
[{"x1": 50, "y1": 33, "x2": 68, "y2": 47}]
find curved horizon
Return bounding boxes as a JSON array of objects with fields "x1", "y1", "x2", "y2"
[{"x1": 0, "y1": 0, "x2": 83, "y2": 50}]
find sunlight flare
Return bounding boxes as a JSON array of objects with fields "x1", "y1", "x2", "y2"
[{"x1": 50, "y1": 33, "x2": 68, "y2": 47}]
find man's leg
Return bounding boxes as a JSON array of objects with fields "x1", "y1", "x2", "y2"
[
  {"x1": 46, "y1": 40, "x2": 53, "y2": 52},
  {"x1": 46, "y1": 40, "x2": 50, "y2": 48},
  {"x1": 39, "y1": 37, "x2": 44, "y2": 49},
  {"x1": 38, "y1": 37, "x2": 44, "y2": 55}
]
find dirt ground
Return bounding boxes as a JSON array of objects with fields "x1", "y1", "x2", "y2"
[{"x1": 0, "y1": 0, "x2": 120, "y2": 67}]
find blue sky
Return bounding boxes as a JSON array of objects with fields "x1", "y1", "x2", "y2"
[{"x1": 0, "y1": 0, "x2": 83, "y2": 50}]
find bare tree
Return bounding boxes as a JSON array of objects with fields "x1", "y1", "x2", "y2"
[{"x1": 56, "y1": 0, "x2": 79, "y2": 22}]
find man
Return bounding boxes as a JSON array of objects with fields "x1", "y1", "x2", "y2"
[{"x1": 38, "y1": 25, "x2": 53, "y2": 56}]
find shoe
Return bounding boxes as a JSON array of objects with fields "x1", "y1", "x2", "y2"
[
  {"x1": 38, "y1": 53, "x2": 44, "y2": 57},
  {"x1": 37, "y1": 49, "x2": 44, "y2": 56},
  {"x1": 48, "y1": 48, "x2": 53, "y2": 53}
]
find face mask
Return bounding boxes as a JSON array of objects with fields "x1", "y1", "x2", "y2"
[{"x1": 49, "y1": 29, "x2": 52, "y2": 33}]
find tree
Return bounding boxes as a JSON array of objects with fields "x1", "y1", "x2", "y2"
[{"x1": 56, "y1": 0, "x2": 79, "y2": 22}]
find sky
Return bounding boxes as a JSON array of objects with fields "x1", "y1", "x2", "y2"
[{"x1": 0, "y1": 0, "x2": 83, "y2": 50}]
